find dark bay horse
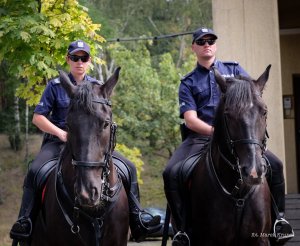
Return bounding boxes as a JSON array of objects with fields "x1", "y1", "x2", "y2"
[
  {"x1": 31, "y1": 68, "x2": 129, "y2": 246},
  {"x1": 190, "y1": 66, "x2": 272, "y2": 245}
]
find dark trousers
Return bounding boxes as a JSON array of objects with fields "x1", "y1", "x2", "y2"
[
  {"x1": 163, "y1": 135, "x2": 209, "y2": 191},
  {"x1": 24, "y1": 134, "x2": 64, "y2": 190}
]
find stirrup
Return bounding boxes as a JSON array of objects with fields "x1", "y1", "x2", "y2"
[
  {"x1": 273, "y1": 218, "x2": 294, "y2": 243},
  {"x1": 172, "y1": 231, "x2": 190, "y2": 246}
]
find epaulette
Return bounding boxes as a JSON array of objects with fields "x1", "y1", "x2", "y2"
[
  {"x1": 180, "y1": 68, "x2": 197, "y2": 81},
  {"x1": 222, "y1": 61, "x2": 239, "y2": 65},
  {"x1": 50, "y1": 77, "x2": 60, "y2": 85}
]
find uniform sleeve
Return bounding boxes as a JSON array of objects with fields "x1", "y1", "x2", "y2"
[
  {"x1": 34, "y1": 82, "x2": 55, "y2": 116},
  {"x1": 178, "y1": 80, "x2": 197, "y2": 118}
]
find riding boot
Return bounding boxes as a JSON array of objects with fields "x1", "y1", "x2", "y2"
[
  {"x1": 270, "y1": 181, "x2": 294, "y2": 244},
  {"x1": 10, "y1": 187, "x2": 36, "y2": 241},
  {"x1": 129, "y1": 181, "x2": 162, "y2": 242},
  {"x1": 165, "y1": 191, "x2": 190, "y2": 246}
]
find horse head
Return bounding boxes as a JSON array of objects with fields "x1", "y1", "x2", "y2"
[
  {"x1": 59, "y1": 67, "x2": 120, "y2": 210},
  {"x1": 213, "y1": 65, "x2": 271, "y2": 186}
]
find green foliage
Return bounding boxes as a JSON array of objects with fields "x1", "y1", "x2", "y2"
[
  {"x1": 0, "y1": 0, "x2": 104, "y2": 105},
  {"x1": 115, "y1": 143, "x2": 144, "y2": 184},
  {"x1": 107, "y1": 42, "x2": 195, "y2": 157}
]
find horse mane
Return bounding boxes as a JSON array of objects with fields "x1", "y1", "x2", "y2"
[{"x1": 69, "y1": 81, "x2": 99, "y2": 114}]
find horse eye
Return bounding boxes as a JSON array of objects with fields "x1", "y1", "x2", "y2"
[
  {"x1": 263, "y1": 110, "x2": 268, "y2": 116},
  {"x1": 103, "y1": 121, "x2": 110, "y2": 129}
]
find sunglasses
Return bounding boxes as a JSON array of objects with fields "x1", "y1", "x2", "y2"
[
  {"x1": 68, "y1": 55, "x2": 90, "y2": 62},
  {"x1": 195, "y1": 39, "x2": 216, "y2": 46}
]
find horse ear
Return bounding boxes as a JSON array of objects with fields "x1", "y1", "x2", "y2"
[
  {"x1": 59, "y1": 70, "x2": 77, "y2": 97},
  {"x1": 255, "y1": 64, "x2": 271, "y2": 92},
  {"x1": 213, "y1": 67, "x2": 227, "y2": 93},
  {"x1": 103, "y1": 67, "x2": 121, "y2": 97}
]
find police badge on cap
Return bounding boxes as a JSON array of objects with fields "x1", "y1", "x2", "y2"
[
  {"x1": 192, "y1": 28, "x2": 218, "y2": 43},
  {"x1": 68, "y1": 40, "x2": 90, "y2": 55}
]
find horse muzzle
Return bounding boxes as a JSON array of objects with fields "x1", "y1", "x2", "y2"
[{"x1": 241, "y1": 158, "x2": 267, "y2": 185}]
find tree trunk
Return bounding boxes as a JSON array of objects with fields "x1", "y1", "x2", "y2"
[{"x1": 25, "y1": 102, "x2": 29, "y2": 162}]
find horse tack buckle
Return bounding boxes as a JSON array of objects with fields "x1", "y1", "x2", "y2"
[
  {"x1": 236, "y1": 199, "x2": 245, "y2": 207},
  {"x1": 71, "y1": 224, "x2": 80, "y2": 234}
]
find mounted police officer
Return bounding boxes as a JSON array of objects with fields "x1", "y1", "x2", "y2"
[
  {"x1": 163, "y1": 27, "x2": 294, "y2": 246},
  {"x1": 10, "y1": 40, "x2": 161, "y2": 244}
]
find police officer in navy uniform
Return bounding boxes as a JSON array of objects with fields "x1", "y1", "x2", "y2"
[
  {"x1": 10, "y1": 40, "x2": 161, "y2": 243},
  {"x1": 163, "y1": 28, "x2": 294, "y2": 246}
]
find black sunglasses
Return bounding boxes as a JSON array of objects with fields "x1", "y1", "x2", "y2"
[
  {"x1": 195, "y1": 39, "x2": 216, "y2": 46},
  {"x1": 68, "y1": 54, "x2": 90, "y2": 62}
]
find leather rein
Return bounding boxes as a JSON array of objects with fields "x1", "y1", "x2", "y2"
[
  {"x1": 208, "y1": 112, "x2": 268, "y2": 245},
  {"x1": 217, "y1": 113, "x2": 268, "y2": 195},
  {"x1": 55, "y1": 97, "x2": 122, "y2": 246}
]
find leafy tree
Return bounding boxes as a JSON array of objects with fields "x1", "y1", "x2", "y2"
[
  {"x1": 0, "y1": 0, "x2": 104, "y2": 105},
  {"x1": 106, "y1": 42, "x2": 196, "y2": 158}
]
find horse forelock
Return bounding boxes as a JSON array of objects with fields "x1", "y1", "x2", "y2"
[
  {"x1": 224, "y1": 78, "x2": 255, "y2": 116},
  {"x1": 70, "y1": 82, "x2": 98, "y2": 114}
]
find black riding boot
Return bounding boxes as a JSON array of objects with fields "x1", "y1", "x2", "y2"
[
  {"x1": 270, "y1": 181, "x2": 294, "y2": 244},
  {"x1": 129, "y1": 181, "x2": 162, "y2": 242},
  {"x1": 10, "y1": 187, "x2": 35, "y2": 241},
  {"x1": 165, "y1": 191, "x2": 190, "y2": 246}
]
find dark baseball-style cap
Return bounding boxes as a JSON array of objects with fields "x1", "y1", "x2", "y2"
[
  {"x1": 68, "y1": 40, "x2": 90, "y2": 55},
  {"x1": 192, "y1": 27, "x2": 218, "y2": 43}
]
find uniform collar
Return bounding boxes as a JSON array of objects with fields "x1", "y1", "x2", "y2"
[
  {"x1": 196, "y1": 59, "x2": 218, "y2": 71},
  {"x1": 68, "y1": 73, "x2": 89, "y2": 85}
]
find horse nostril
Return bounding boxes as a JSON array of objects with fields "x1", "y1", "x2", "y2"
[{"x1": 91, "y1": 187, "x2": 100, "y2": 202}]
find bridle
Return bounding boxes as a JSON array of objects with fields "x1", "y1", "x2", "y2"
[
  {"x1": 55, "y1": 97, "x2": 122, "y2": 246},
  {"x1": 219, "y1": 113, "x2": 268, "y2": 174},
  {"x1": 208, "y1": 110, "x2": 269, "y2": 243}
]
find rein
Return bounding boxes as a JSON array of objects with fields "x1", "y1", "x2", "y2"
[
  {"x1": 55, "y1": 97, "x2": 122, "y2": 246},
  {"x1": 218, "y1": 114, "x2": 268, "y2": 187},
  {"x1": 209, "y1": 111, "x2": 268, "y2": 245},
  {"x1": 207, "y1": 145, "x2": 257, "y2": 246}
]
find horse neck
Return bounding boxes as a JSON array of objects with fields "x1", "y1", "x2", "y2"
[{"x1": 60, "y1": 146, "x2": 76, "y2": 197}]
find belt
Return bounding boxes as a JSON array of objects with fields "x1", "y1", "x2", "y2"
[{"x1": 44, "y1": 133, "x2": 59, "y2": 140}]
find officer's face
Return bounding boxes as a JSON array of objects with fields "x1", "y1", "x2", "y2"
[
  {"x1": 192, "y1": 34, "x2": 217, "y2": 61},
  {"x1": 67, "y1": 50, "x2": 91, "y2": 78}
]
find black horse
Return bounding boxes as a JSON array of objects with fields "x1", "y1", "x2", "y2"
[
  {"x1": 30, "y1": 68, "x2": 129, "y2": 246},
  {"x1": 189, "y1": 66, "x2": 272, "y2": 245}
]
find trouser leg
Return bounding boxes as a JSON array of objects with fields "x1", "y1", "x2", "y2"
[
  {"x1": 265, "y1": 150, "x2": 294, "y2": 244},
  {"x1": 10, "y1": 186, "x2": 36, "y2": 240},
  {"x1": 265, "y1": 150, "x2": 285, "y2": 215},
  {"x1": 10, "y1": 137, "x2": 63, "y2": 241},
  {"x1": 112, "y1": 151, "x2": 161, "y2": 242}
]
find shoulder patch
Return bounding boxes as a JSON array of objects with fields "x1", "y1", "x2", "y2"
[
  {"x1": 50, "y1": 77, "x2": 60, "y2": 85},
  {"x1": 222, "y1": 61, "x2": 239, "y2": 65}
]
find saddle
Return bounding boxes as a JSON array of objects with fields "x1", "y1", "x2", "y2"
[
  {"x1": 179, "y1": 151, "x2": 203, "y2": 188},
  {"x1": 33, "y1": 155, "x2": 131, "y2": 200}
]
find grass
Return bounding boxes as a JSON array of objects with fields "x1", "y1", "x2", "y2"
[
  {"x1": 0, "y1": 134, "x2": 43, "y2": 246},
  {"x1": 0, "y1": 134, "x2": 168, "y2": 246}
]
